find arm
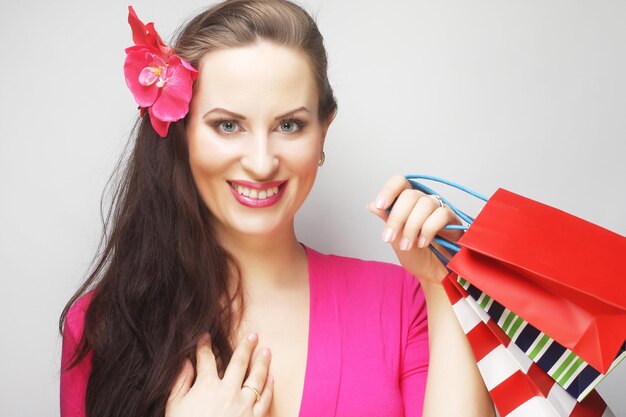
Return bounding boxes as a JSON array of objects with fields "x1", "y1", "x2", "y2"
[
  {"x1": 419, "y1": 273, "x2": 493, "y2": 416},
  {"x1": 399, "y1": 273, "x2": 429, "y2": 417},
  {"x1": 60, "y1": 297, "x2": 92, "y2": 417},
  {"x1": 369, "y1": 175, "x2": 494, "y2": 417}
]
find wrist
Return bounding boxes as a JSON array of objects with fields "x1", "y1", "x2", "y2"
[
  {"x1": 418, "y1": 264, "x2": 452, "y2": 303},
  {"x1": 419, "y1": 260, "x2": 451, "y2": 287}
]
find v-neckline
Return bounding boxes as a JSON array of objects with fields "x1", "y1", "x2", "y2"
[{"x1": 296, "y1": 245, "x2": 342, "y2": 417}]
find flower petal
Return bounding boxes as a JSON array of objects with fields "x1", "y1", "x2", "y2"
[
  {"x1": 128, "y1": 6, "x2": 148, "y2": 47},
  {"x1": 179, "y1": 57, "x2": 199, "y2": 74},
  {"x1": 139, "y1": 67, "x2": 160, "y2": 86},
  {"x1": 151, "y1": 56, "x2": 198, "y2": 122},
  {"x1": 137, "y1": 54, "x2": 167, "y2": 86},
  {"x1": 149, "y1": 106, "x2": 171, "y2": 137},
  {"x1": 124, "y1": 48, "x2": 160, "y2": 107},
  {"x1": 145, "y1": 22, "x2": 171, "y2": 56},
  {"x1": 127, "y1": 6, "x2": 169, "y2": 56}
]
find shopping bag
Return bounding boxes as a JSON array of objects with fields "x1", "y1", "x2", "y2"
[
  {"x1": 456, "y1": 275, "x2": 626, "y2": 401},
  {"x1": 443, "y1": 274, "x2": 615, "y2": 417},
  {"x1": 448, "y1": 188, "x2": 626, "y2": 374},
  {"x1": 404, "y1": 175, "x2": 626, "y2": 375}
]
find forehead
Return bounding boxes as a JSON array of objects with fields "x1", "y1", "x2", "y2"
[{"x1": 192, "y1": 40, "x2": 318, "y2": 116}]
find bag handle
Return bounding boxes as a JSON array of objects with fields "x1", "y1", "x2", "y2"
[{"x1": 402, "y1": 174, "x2": 489, "y2": 267}]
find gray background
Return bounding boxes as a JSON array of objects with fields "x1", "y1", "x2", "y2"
[{"x1": 1, "y1": 0, "x2": 624, "y2": 415}]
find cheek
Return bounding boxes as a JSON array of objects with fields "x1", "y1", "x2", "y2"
[
  {"x1": 187, "y1": 128, "x2": 238, "y2": 178},
  {"x1": 281, "y1": 140, "x2": 321, "y2": 176},
  {"x1": 187, "y1": 143, "x2": 234, "y2": 220},
  {"x1": 187, "y1": 136, "x2": 236, "y2": 205},
  {"x1": 189, "y1": 141, "x2": 220, "y2": 179}
]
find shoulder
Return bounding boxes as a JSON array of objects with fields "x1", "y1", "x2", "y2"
[
  {"x1": 61, "y1": 292, "x2": 94, "y2": 417},
  {"x1": 63, "y1": 292, "x2": 94, "y2": 342}
]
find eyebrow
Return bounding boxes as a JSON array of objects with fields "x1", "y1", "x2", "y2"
[{"x1": 203, "y1": 106, "x2": 310, "y2": 121}]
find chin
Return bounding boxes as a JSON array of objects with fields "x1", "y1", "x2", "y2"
[{"x1": 225, "y1": 214, "x2": 292, "y2": 239}]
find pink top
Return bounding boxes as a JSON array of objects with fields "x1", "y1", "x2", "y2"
[{"x1": 61, "y1": 246, "x2": 429, "y2": 416}]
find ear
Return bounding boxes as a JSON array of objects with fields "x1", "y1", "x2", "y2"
[{"x1": 320, "y1": 109, "x2": 337, "y2": 147}]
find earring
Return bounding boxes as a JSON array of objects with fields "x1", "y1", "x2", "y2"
[{"x1": 318, "y1": 151, "x2": 325, "y2": 167}]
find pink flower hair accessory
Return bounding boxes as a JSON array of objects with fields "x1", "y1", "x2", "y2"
[{"x1": 123, "y1": 6, "x2": 198, "y2": 137}]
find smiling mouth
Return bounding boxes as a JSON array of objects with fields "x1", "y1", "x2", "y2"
[
  {"x1": 229, "y1": 182, "x2": 281, "y2": 199},
  {"x1": 227, "y1": 180, "x2": 287, "y2": 209}
]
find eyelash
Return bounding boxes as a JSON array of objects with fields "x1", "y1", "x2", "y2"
[{"x1": 211, "y1": 118, "x2": 306, "y2": 136}]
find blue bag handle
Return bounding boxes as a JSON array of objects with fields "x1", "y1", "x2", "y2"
[{"x1": 401, "y1": 174, "x2": 489, "y2": 267}]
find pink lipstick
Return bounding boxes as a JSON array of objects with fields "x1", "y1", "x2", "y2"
[{"x1": 228, "y1": 180, "x2": 287, "y2": 208}]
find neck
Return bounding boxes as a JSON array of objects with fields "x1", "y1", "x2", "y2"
[{"x1": 218, "y1": 223, "x2": 308, "y2": 291}]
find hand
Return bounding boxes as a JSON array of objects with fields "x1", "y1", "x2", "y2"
[
  {"x1": 368, "y1": 175, "x2": 463, "y2": 284},
  {"x1": 166, "y1": 332, "x2": 273, "y2": 417}
]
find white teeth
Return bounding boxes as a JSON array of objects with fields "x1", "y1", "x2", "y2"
[{"x1": 233, "y1": 183, "x2": 281, "y2": 199}]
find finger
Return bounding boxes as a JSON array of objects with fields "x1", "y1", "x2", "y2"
[
  {"x1": 253, "y1": 374, "x2": 274, "y2": 416},
  {"x1": 397, "y1": 195, "x2": 441, "y2": 251},
  {"x1": 369, "y1": 175, "x2": 411, "y2": 213},
  {"x1": 222, "y1": 332, "x2": 259, "y2": 387},
  {"x1": 167, "y1": 359, "x2": 194, "y2": 404},
  {"x1": 417, "y1": 207, "x2": 458, "y2": 249},
  {"x1": 436, "y1": 210, "x2": 465, "y2": 243},
  {"x1": 381, "y1": 189, "x2": 426, "y2": 244},
  {"x1": 196, "y1": 333, "x2": 218, "y2": 381},
  {"x1": 241, "y1": 347, "x2": 271, "y2": 405},
  {"x1": 367, "y1": 200, "x2": 387, "y2": 221}
]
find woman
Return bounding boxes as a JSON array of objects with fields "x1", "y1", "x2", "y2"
[{"x1": 60, "y1": 1, "x2": 494, "y2": 416}]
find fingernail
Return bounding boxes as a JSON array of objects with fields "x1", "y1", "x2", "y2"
[
  {"x1": 262, "y1": 347, "x2": 271, "y2": 357},
  {"x1": 399, "y1": 237, "x2": 410, "y2": 251},
  {"x1": 247, "y1": 332, "x2": 258, "y2": 342},
  {"x1": 417, "y1": 237, "x2": 426, "y2": 248},
  {"x1": 382, "y1": 227, "x2": 395, "y2": 242},
  {"x1": 375, "y1": 197, "x2": 387, "y2": 210}
]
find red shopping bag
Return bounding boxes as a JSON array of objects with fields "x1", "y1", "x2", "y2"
[
  {"x1": 447, "y1": 188, "x2": 626, "y2": 373},
  {"x1": 442, "y1": 274, "x2": 614, "y2": 417}
]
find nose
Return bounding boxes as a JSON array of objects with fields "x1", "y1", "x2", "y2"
[{"x1": 240, "y1": 132, "x2": 279, "y2": 179}]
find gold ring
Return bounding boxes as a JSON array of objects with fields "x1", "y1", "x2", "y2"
[{"x1": 242, "y1": 384, "x2": 261, "y2": 402}]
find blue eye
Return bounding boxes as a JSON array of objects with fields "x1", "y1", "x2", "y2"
[
  {"x1": 219, "y1": 121, "x2": 237, "y2": 133},
  {"x1": 211, "y1": 119, "x2": 242, "y2": 135},
  {"x1": 279, "y1": 119, "x2": 305, "y2": 133},
  {"x1": 280, "y1": 121, "x2": 295, "y2": 132}
]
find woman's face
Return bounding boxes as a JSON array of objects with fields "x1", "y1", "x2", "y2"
[{"x1": 186, "y1": 40, "x2": 331, "y2": 241}]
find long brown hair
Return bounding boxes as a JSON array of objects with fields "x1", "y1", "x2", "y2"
[{"x1": 59, "y1": 1, "x2": 337, "y2": 416}]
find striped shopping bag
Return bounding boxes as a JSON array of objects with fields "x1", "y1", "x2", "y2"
[
  {"x1": 443, "y1": 274, "x2": 615, "y2": 417},
  {"x1": 457, "y1": 276, "x2": 626, "y2": 401}
]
